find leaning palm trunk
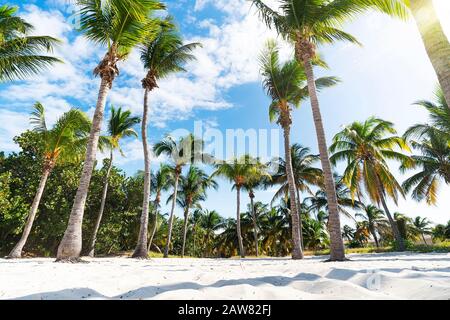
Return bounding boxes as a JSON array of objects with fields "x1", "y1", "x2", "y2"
[
  {"x1": 147, "y1": 195, "x2": 160, "y2": 252},
  {"x1": 236, "y1": 186, "x2": 245, "y2": 258},
  {"x1": 281, "y1": 124, "x2": 303, "y2": 259},
  {"x1": 87, "y1": 151, "x2": 114, "y2": 257},
  {"x1": 299, "y1": 44, "x2": 346, "y2": 260},
  {"x1": 375, "y1": 180, "x2": 405, "y2": 251},
  {"x1": 181, "y1": 204, "x2": 191, "y2": 258},
  {"x1": 421, "y1": 233, "x2": 428, "y2": 245},
  {"x1": 410, "y1": 0, "x2": 450, "y2": 107},
  {"x1": 370, "y1": 227, "x2": 379, "y2": 248},
  {"x1": 133, "y1": 88, "x2": 151, "y2": 258},
  {"x1": 249, "y1": 194, "x2": 259, "y2": 256},
  {"x1": 164, "y1": 172, "x2": 179, "y2": 258},
  {"x1": 57, "y1": 77, "x2": 111, "y2": 261},
  {"x1": 296, "y1": 188, "x2": 304, "y2": 250},
  {"x1": 8, "y1": 167, "x2": 51, "y2": 258}
]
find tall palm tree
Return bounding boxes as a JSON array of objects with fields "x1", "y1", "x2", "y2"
[
  {"x1": 412, "y1": 216, "x2": 432, "y2": 245},
  {"x1": 402, "y1": 129, "x2": 450, "y2": 205},
  {"x1": 169, "y1": 166, "x2": 218, "y2": 257},
  {"x1": 147, "y1": 164, "x2": 172, "y2": 252},
  {"x1": 8, "y1": 103, "x2": 90, "y2": 258},
  {"x1": 241, "y1": 159, "x2": 270, "y2": 256},
  {"x1": 330, "y1": 117, "x2": 413, "y2": 251},
  {"x1": 259, "y1": 40, "x2": 338, "y2": 259},
  {"x1": 0, "y1": 5, "x2": 61, "y2": 82},
  {"x1": 213, "y1": 155, "x2": 261, "y2": 258},
  {"x1": 134, "y1": 21, "x2": 201, "y2": 258},
  {"x1": 153, "y1": 134, "x2": 213, "y2": 258},
  {"x1": 355, "y1": 204, "x2": 385, "y2": 248},
  {"x1": 251, "y1": 0, "x2": 404, "y2": 261},
  {"x1": 57, "y1": 0, "x2": 164, "y2": 261},
  {"x1": 86, "y1": 106, "x2": 140, "y2": 257}
]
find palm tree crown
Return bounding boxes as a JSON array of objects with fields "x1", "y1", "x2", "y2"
[{"x1": 0, "y1": 5, "x2": 61, "y2": 82}]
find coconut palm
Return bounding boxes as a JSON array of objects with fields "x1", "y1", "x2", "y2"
[
  {"x1": 168, "y1": 166, "x2": 218, "y2": 257},
  {"x1": 251, "y1": 0, "x2": 406, "y2": 261},
  {"x1": 241, "y1": 159, "x2": 270, "y2": 256},
  {"x1": 212, "y1": 155, "x2": 262, "y2": 258},
  {"x1": 259, "y1": 40, "x2": 338, "y2": 259},
  {"x1": 0, "y1": 5, "x2": 61, "y2": 82},
  {"x1": 404, "y1": 88, "x2": 450, "y2": 140},
  {"x1": 330, "y1": 117, "x2": 413, "y2": 251},
  {"x1": 147, "y1": 164, "x2": 172, "y2": 252},
  {"x1": 268, "y1": 144, "x2": 323, "y2": 249},
  {"x1": 197, "y1": 209, "x2": 223, "y2": 257},
  {"x1": 134, "y1": 21, "x2": 201, "y2": 258},
  {"x1": 402, "y1": 130, "x2": 450, "y2": 205},
  {"x1": 86, "y1": 106, "x2": 140, "y2": 257},
  {"x1": 153, "y1": 134, "x2": 213, "y2": 258},
  {"x1": 412, "y1": 216, "x2": 432, "y2": 245},
  {"x1": 342, "y1": 225, "x2": 355, "y2": 242},
  {"x1": 355, "y1": 205, "x2": 385, "y2": 248},
  {"x1": 304, "y1": 173, "x2": 362, "y2": 221},
  {"x1": 260, "y1": 201, "x2": 291, "y2": 256},
  {"x1": 7, "y1": 103, "x2": 90, "y2": 258},
  {"x1": 57, "y1": 0, "x2": 164, "y2": 261},
  {"x1": 302, "y1": 216, "x2": 329, "y2": 250}
]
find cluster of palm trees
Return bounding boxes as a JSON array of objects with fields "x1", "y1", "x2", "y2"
[{"x1": 1, "y1": 0, "x2": 449, "y2": 261}]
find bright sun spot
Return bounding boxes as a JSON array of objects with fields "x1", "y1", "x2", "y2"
[{"x1": 434, "y1": 0, "x2": 450, "y2": 37}]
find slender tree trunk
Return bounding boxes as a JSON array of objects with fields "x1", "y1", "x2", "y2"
[
  {"x1": 249, "y1": 194, "x2": 259, "y2": 256},
  {"x1": 281, "y1": 125, "x2": 303, "y2": 259},
  {"x1": 8, "y1": 168, "x2": 51, "y2": 258},
  {"x1": 296, "y1": 187, "x2": 305, "y2": 250},
  {"x1": 410, "y1": 0, "x2": 450, "y2": 107},
  {"x1": 370, "y1": 227, "x2": 379, "y2": 248},
  {"x1": 302, "y1": 59, "x2": 345, "y2": 261},
  {"x1": 147, "y1": 196, "x2": 160, "y2": 252},
  {"x1": 236, "y1": 186, "x2": 245, "y2": 258},
  {"x1": 422, "y1": 233, "x2": 428, "y2": 245},
  {"x1": 375, "y1": 180, "x2": 405, "y2": 251},
  {"x1": 133, "y1": 88, "x2": 151, "y2": 258},
  {"x1": 164, "y1": 172, "x2": 179, "y2": 258},
  {"x1": 181, "y1": 204, "x2": 190, "y2": 258},
  {"x1": 57, "y1": 77, "x2": 110, "y2": 261},
  {"x1": 87, "y1": 151, "x2": 113, "y2": 257}
]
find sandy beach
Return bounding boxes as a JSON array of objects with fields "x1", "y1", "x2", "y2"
[{"x1": 1, "y1": 252, "x2": 449, "y2": 300}]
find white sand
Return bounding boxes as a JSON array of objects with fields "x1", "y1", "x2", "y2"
[{"x1": 0, "y1": 252, "x2": 449, "y2": 300}]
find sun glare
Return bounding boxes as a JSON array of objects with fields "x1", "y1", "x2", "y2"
[{"x1": 434, "y1": 0, "x2": 450, "y2": 38}]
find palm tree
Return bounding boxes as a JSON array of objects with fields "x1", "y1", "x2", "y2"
[
  {"x1": 260, "y1": 201, "x2": 291, "y2": 256},
  {"x1": 251, "y1": 0, "x2": 404, "y2": 261},
  {"x1": 404, "y1": 88, "x2": 449, "y2": 140},
  {"x1": 330, "y1": 117, "x2": 413, "y2": 251},
  {"x1": 402, "y1": 130, "x2": 450, "y2": 205},
  {"x1": 153, "y1": 134, "x2": 212, "y2": 258},
  {"x1": 197, "y1": 209, "x2": 223, "y2": 257},
  {"x1": 268, "y1": 144, "x2": 323, "y2": 249},
  {"x1": 304, "y1": 174, "x2": 362, "y2": 221},
  {"x1": 0, "y1": 5, "x2": 61, "y2": 82},
  {"x1": 147, "y1": 164, "x2": 172, "y2": 252},
  {"x1": 342, "y1": 225, "x2": 355, "y2": 242},
  {"x1": 213, "y1": 155, "x2": 262, "y2": 258},
  {"x1": 412, "y1": 216, "x2": 432, "y2": 245},
  {"x1": 169, "y1": 166, "x2": 218, "y2": 257},
  {"x1": 134, "y1": 21, "x2": 201, "y2": 258},
  {"x1": 57, "y1": 0, "x2": 164, "y2": 261},
  {"x1": 7, "y1": 103, "x2": 90, "y2": 258},
  {"x1": 241, "y1": 159, "x2": 270, "y2": 256},
  {"x1": 355, "y1": 205, "x2": 385, "y2": 248},
  {"x1": 259, "y1": 40, "x2": 338, "y2": 259},
  {"x1": 86, "y1": 106, "x2": 140, "y2": 257}
]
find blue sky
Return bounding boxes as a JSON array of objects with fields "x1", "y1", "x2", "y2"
[{"x1": 1, "y1": 0, "x2": 449, "y2": 225}]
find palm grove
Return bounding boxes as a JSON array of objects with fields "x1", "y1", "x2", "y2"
[{"x1": 0, "y1": 0, "x2": 449, "y2": 261}]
